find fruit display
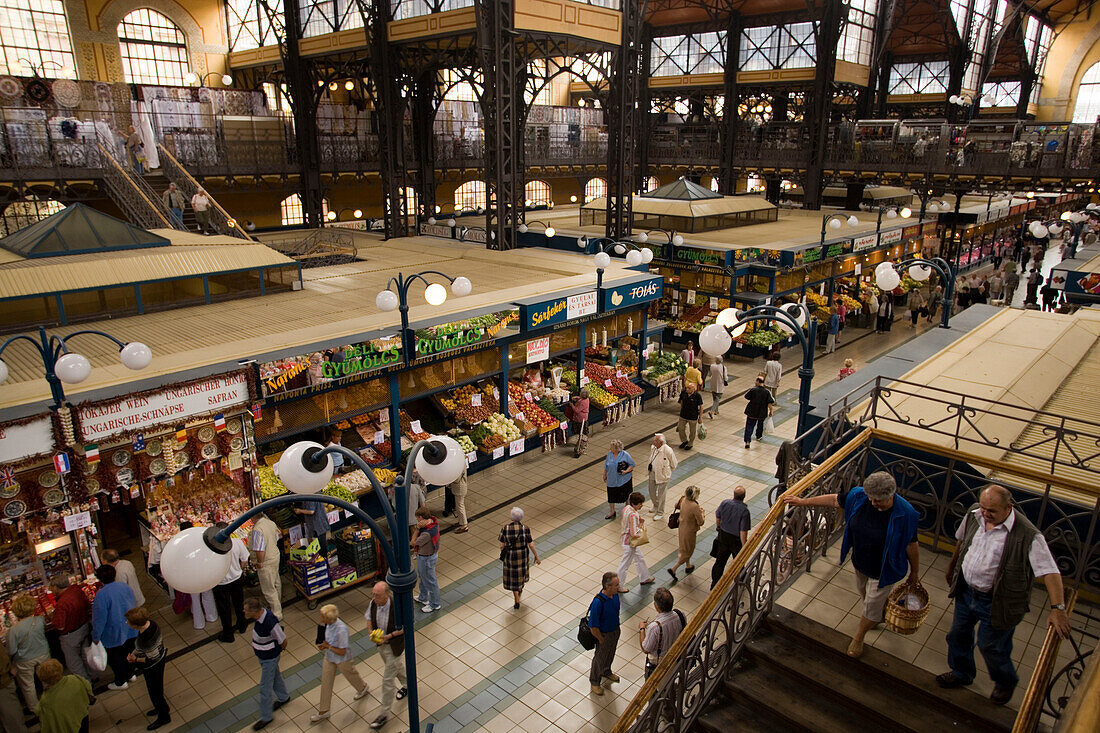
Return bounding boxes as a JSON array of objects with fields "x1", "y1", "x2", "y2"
[
  {"x1": 480, "y1": 433, "x2": 505, "y2": 450},
  {"x1": 609, "y1": 375, "x2": 643, "y2": 397},
  {"x1": 536, "y1": 398, "x2": 566, "y2": 423},
  {"x1": 742, "y1": 325, "x2": 786, "y2": 348},
  {"x1": 585, "y1": 384, "x2": 618, "y2": 408},
  {"x1": 454, "y1": 404, "x2": 490, "y2": 424},
  {"x1": 258, "y1": 466, "x2": 290, "y2": 500},
  {"x1": 468, "y1": 423, "x2": 493, "y2": 446},
  {"x1": 376, "y1": 441, "x2": 392, "y2": 461},
  {"x1": 455, "y1": 434, "x2": 476, "y2": 453},
  {"x1": 643, "y1": 352, "x2": 686, "y2": 382},
  {"x1": 838, "y1": 295, "x2": 862, "y2": 311},
  {"x1": 323, "y1": 483, "x2": 357, "y2": 504},
  {"x1": 486, "y1": 412, "x2": 522, "y2": 441},
  {"x1": 372, "y1": 468, "x2": 397, "y2": 485},
  {"x1": 438, "y1": 383, "x2": 482, "y2": 411}
]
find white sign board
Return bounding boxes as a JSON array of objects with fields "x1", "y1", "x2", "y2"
[
  {"x1": 852, "y1": 234, "x2": 878, "y2": 253},
  {"x1": 880, "y1": 229, "x2": 903, "y2": 246},
  {"x1": 509, "y1": 439, "x2": 525, "y2": 456},
  {"x1": 63, "y1": 511, "x2": 92, "y2": 532},
  {"x1": 0, "y1": 416, "x2": 54, "y2": 464},
  {"x1": 526, "y1": 337, "x2": 550, "y2": 364},
  {"x1": 79, "y1": 375, "x2": 250, "y2": 442},
  {"x1": 567, "y1": 291, "x2": 598, "y2": 320}
]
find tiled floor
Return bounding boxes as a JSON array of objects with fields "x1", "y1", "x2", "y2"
[{"x1": 84, "y1": 312, "x2": 1020, "y2": 733}]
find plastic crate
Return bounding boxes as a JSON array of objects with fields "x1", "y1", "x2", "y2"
[{"x1": 335, "y1": 538, "x2": 377, "y2": 576}]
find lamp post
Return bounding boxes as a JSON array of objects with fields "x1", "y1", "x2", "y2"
[
  {"x1": 632, "y1": 228, "x2": 683, "y2": 247},
  {"x1": 875, "y1": 205, "x2": 912, "y2": 235},
  {"x1": 581, "y1": 238, "x2": 654, "y2": 290},
  {"x1": 159, "y1": 437, "x2": 466, "y2": 733},
  {"x1": 697, "y1": 304, "x2": 816, "y2": 436},
  {"x1": 184, "y1": 71, "x2": 234, "y2": 87},
  {"x1": 14, "y1": 58, "x2": 74, "y2": 79},
  {"x1": 873, "y1": 257, "x2": 954, "y2": 329},
  {"x1": 375, "y1": 272, "x2": 473, "y2": 366},
  {"x1": 517, "y1": 220, "x2": 556, "y2": 238},
  {"x1": 1057, "y1": 211, "x2": 1091, "y2": 259},
  {"x1": 0, "y1": 327, "x2": 153, "y2": 410},
  {"x1": 819, "y1": 212, "x2": 860, "y2": 247}
]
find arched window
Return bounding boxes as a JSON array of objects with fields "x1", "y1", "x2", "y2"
[
  {"x1": 118, "y1": 9, "x2": 188, "y2": 86},
  {"x1": 584, "y1": 177, "x2": 607, "y2": 202},
  {"x1": 0, "y1": 0, "x2": 76, "y2": 77},
  {"x1": 525, "y1": 180, "x2": 551, "y2": 207},
  {"x1": 402, "y1": 186, "x2": 419, "y2": 218},
  {"x1": 1073, "y1": 63, "x2": 1100, "y2": 123},
  {"x1": 709, "y1": 177, "x2": 719, "y2": 192},
  {"x1": 280, "y1": 194, "x2": 329, "y2": 226},
  {"x1": 454, "y1": 181, "x2": 486, "y2": 213},
  {"x1": 1, "y1": 196, "x2": 64, "y2": 236},
  {"x1": 643, "y1": 176, "x2": 660, "y2": 193}
]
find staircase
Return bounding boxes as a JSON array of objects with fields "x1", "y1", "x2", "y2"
[
  {"x1": 96, "y1": 143, "x2": 180, "y2": 231},
  {"x1": 142, "y1": 171, "x2": 198, "y2": 232},
  {"x1": 693, "y1": 606, "x2": 1017, "y2": 733}
]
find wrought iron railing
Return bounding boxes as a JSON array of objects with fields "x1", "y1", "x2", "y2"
[
  {"x1": 259, "y1": 227, "x2": 357, "y2": 266},
  {"x1": 1049, "y1": 612, "x2": 1100, "y2": 732},
  {"x1": 157, "y1": 144, "x2": 253, "y2": 240},
  {"x1": 95, "y1": 143, "x2": 175, "y2": 231},
  {"x1": 1014, "y1": 589, "x2": 1081, "y2": 733}
]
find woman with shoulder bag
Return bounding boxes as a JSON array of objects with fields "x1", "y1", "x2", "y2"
[
  {"x1": 602, "y1": 440, "x2": 634, "y2": 520},
  {"x1": 498, "y1": 507, "x2": 541, "y2": 610},
  {"x1": 668, "y1": 486, "x2": 705, "y2": 580},
  {"x1": 617, "y1": 493, "x2": 655, "y2": 591}
]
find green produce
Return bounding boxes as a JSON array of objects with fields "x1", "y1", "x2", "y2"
[
  {"x1": 456, "y1": 434, "x2": 476, "y2": 453},
  {"x1": 257, "y1": 467, "x2": 289, "y2": 500},
  {"x1": 322, "y1": 483, "x2": 357, "y2": 504}
]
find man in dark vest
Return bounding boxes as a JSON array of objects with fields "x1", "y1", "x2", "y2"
[
  {"x1": 937, "y1": 485, "x2": 1069, "y2": 705},
  {"x1": 366, "y1": 582, "x2": 407, "y2": 729},
  {"x1": 244, "y1": 597, "x2": 290, "y2": 730}
]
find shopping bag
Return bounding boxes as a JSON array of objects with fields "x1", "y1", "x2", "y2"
[
  {"x1": 698, "y1": 425, "x2": 708, "y2": 440},
  {"x1": 763, "y1": 416, "x2": 775, "y2": 435},
  {"x1": 86, "y1": 641, "x2": 108, "y2": 673}
]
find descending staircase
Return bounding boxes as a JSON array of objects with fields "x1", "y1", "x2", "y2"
[
  {"x1": 693, "y1": 606, "x2": 1017, "y2": 733},
  {"x1": 141, "y1": 171, "x2": 199, "y2": 232}
]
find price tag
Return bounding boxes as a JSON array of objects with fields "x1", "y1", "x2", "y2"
[
  {"x1": 378, "y1": 410, "x2": 388, "y2": 425},
  {"x1": 687, "y1": 289, "x2": 697, "y2": 303},
  {"x1": 326, "y1": 510, "x2": 340, "y2": 525},
  {"x1": 514, "y1": 411, "x2": 525, "y2": 422},
  {"x1": 674, "y1": 329, "x2": 682, "y2": 337},
  {"x1": 465, "y1": 451, "x2": 477, "y2": 465},
  {"x1": 710, "y1": 297, "x2": 719, "y2": 309},
  {"x1": 734, "y1": 342, "x2": 743, "y2": 349},
  {"x1": 616, "y1": 370, "x2": 624, "y2": 378},
  {"x1": 672, "y1": 290, "x2": 680, "y2": 300},
  {"x1": 509, "y1": 439, "x2": 525, "y2": 456},
  {"x1": 471, "y1": 393, "x2": 482, "y2": 406},
  {"x1": 63, "y1": 511, "x2": 91, "y2": 532},
  {"x1": 604, "y1": 379, "x2": 613, "y2": 387},
  {"x1": 524, "y1": 392, "x2": 532, "y2": 402},
  {"x1": 374, "y1": 430, "x2": 385, "y2": 444},
  {"x1": 560, "y1": 421, "x2": 568, "y2": 431},
  {"x1": 410, "y1": 420, "x2": 422, "y2": 433},
  {"x1": 288, "y1": 525, "x2": 303, "y2": 545},
  {"x1": 492, "y1": 446, "x2": 504, "y2": 460},
  {"x1": 580, "y1": 375, "x2": 590, "y2": 386},
  {"x1": 492, "y1": 386, "x2": 500, "y2": 399}
]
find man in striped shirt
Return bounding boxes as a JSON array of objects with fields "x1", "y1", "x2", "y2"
[{"x1": 244, "y1": 598, "x2": 290, "y2": 730}]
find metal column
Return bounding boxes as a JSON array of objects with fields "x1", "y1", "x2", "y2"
[
  {"x1": 802, "y1": 0, "x2": 843, "y2": 210},
  {"x1": 369, "y1": 0, "x2": 411, "y2": 238},
  {"x1": 718, "y1": 13, "x2": 742, "y2": 195},
  {"x1": 604, "y1": 0, "x2": 644, "y2": 239}
]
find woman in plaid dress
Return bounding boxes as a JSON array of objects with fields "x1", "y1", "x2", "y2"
[{"x1": 499, "y1": 507, "x2": 541, "y2": 609}]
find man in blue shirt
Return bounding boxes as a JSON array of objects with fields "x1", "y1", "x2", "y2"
[
  {"x1": 588, "y1": 572, "x2": 621, "y2": 697},
  {"x1": 712, "y1": 486, "x2": 751, "y2": 589},
  {"x1": 825, "y1": 307, "x2": 840, "y2": 354},
  {"x1": 91, "y1": 564, "x2": 138, "y2": 690}
]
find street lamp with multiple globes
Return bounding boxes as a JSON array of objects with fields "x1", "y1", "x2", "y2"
[
  {"x1": 819, "y1": 213, "x2": 860, "y2": 247},
  {"x1": 632, "y1": 229, "x2": 684, "y2": 247},
  {"x1": 516, "y1": 220, "x2": 556, "y2": 238},
  {"x1": 375, "y1": 272, "x2": 473, "y2": 365},
  {"x1": 577, "y1": 237, "x2": 655, "y2": 288},
  {"x1": 159, "y1": 436, "x2": 466, "y2": 733},
  {"x1": 875, "y1": 205, "x2": 912, "y2": 234},
  {"x1": 1056, "y1": 211, "x2": 1094, "y2": 259},
  {"x1": 0, "y1": 327, "x2": 153, "y2": 409},
  {"x1": 697, "y1": 303, "x2": 817, "y2": 436},
  {"x1": 872, "y1": 256, "x2": 955, "y2": 329}
]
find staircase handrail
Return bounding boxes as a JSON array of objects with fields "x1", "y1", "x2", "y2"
[
  {"x1": 611, "y1": 428, "x2": 874, "y2": 733},
  {"x1": 157, "y1": 143, "x2": 254, "y2": 241},
  {"x1": 1053, "y1": 621, "x2": 1099, "y2": 732},
  {"x1": 1014, "y1": 589, "x2": 1078, "y2": 733},
  {"x1": 95, "y1": 143, "x2": 174, "y2": 230}
]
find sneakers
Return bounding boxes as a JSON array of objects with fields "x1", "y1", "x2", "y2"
[
  {"x1": 107, "y1": 682, "x2": 129, "y2": 691},
  {"x1": 421, "y1": 604, "x2": 441, "y2": 612},
  {"x1": 653, "y1": 514, "x2": 663, "y2": 521},
  {"x1": 354, "y1": 686, "x2": 371, "y2": 700},
  {"x1": 309, "y1": 712, "x2": 331, "y2": 723},
  {"x1": 369, "y1": 715, "x2": 388, "y2": 729}
]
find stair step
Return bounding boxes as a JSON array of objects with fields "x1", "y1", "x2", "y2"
[
  {"x1": 768, "y1": 606, "x2": 1016, "y2": 732},
  {"x1": 693, "y1": 689, "x2": 790, "y2": 733},
  {"x1": 722, "y1": 661, "x2": 888, "y2": 733}
]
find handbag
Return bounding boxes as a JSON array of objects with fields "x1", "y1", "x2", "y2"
[
  {"x1": 499, "y1": 545, "x2": 508, "y2": 563},
  {"x1": 709, "y1": 536, "x2": 723, "y2": 558},
  {"x1": 629, "y1": 526, "x2": 650, "y2": 547},
  {"x1": 617, "y1": 460, "x2": 630, "y2": 474},
  {"x1": 578, "y1": 595, "x2": 602, "y2": 650},
  {"x1": 667, "y1": 511, "x2": 680, "y2": 529}
]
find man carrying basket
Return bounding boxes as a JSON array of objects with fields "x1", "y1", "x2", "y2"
[{"x1": 786, "y1": 471, "x2": 920, "y2": 658}]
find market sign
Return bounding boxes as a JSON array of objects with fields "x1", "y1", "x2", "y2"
[
  {"x1": 526, "y1": 337, "x2": 550, "y2": 364},
  {"x1": 79, "y1": 374, "x2": 250, "y2": 442},
  {"x1": 852, "y1": 233, "x2": 878, "y2": 252},
  {"x1": 602, "y1": 276, "x2": 662, "y2": 311},
  {"x1": 419, "y1": 223, "x2": 453, "y2": 238},
  {"x1": 521, "y1": 291, "x2": 597, "y2": 332},
  {"x1": 458, "y1": 226, "x2": 487, "y2": 243},
  {"x1": 902, "y1": 224, "x2": 921, "y2": 239},
  {"x1": 413, "y1": 309, "x2": 518, "y2": 358},
  {"x1": 671, "y1": 244, "x2": 731, "y2": 268},
  {"x1": 259, "y1": 336, "x2": 403, "y2": 399},
  {"x1": 880, "y1": 229, "x2": 903, "y2": 246},
  {"x1": 0, "y1": 415, "x2": 54, "y2": 464}
]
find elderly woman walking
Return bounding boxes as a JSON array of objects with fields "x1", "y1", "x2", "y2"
[
  {"x1": 646, "y1": 434, "x2": 678, "y2": 520},
  {"x1": 310, "y1": 604, "x2": 370, "y2": 723},
  {"x1": 603, "y1": 440, "x2": 635, "y2": 520},
  {"x1": 618, "y1": 492, "x2": 655, "y2": 590},
  {"x1": 786, "y1": 471, "x2": 919, "y2": 658},
  {"x1": 499, "y1": 507, "x2": 541, "y2": 609},
  {"x1": 7, "y1": 593, "x2": 49, "y2": 710},
  {"x1": 668, "y1": 486, "x2": 705, "y2": 580}
]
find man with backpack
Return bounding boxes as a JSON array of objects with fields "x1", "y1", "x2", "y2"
[
  {"x1": 638, "y1": 588, "x2": 685, "y2": 678},
  {"x1": 587, "y1": 572, "x2": 621, "y2": 696}
]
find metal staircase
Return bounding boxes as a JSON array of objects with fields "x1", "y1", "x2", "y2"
[
  {"x1": 156, "y1": 144, "x2": 254, "y2": 241},
  {"x1": 96, "y1": 144, "x2": 180, "y2": 231}
]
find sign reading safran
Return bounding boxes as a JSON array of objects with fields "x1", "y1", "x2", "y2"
[{"x1": 601, "y1": 277, "x2": 663, "y2": 311}]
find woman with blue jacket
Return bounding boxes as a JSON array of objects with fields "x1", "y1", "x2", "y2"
[
  {"x1": 787, "y1": 471, "x2": 919, "y2": 658},
  {"x1": 602, "y1": 440, "x2": 635, "y2": 520}
]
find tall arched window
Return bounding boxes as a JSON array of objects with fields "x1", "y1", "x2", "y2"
[
  {"x1": 525, "y1": 180, "x2": 551, "y2": 207},
  {"x1": 1, "y1": 195, "x2": 64, "y2": 236},
  {"x1": 402, "y1": 186, "x2": 419, "y2": 218},
  {"x1": 643, "y1": 176, "x2": 660, "y2": 192},
  {"x1": 118, "y1": 9, "x2": 188, "y2": 86},
  {"x1": 584, "y1": 177, "x2": 607, "y2": 202},
  {"x1": 454, "y1": 181, "x2": 486, "y2": 213},
  {"x1": 0, "y1": 0, "x2": 76, "y2": 77},
  {"x1": 1073, "y1": 63, "x2": 1100, "y2": 123},
  {"x1": 280, "y1": 194, "x2": 329, "y2": 226}
]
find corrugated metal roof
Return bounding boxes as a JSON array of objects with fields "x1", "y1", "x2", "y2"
[{"x1": 0, "y1": 245, "x2": 295, "y2": 298}]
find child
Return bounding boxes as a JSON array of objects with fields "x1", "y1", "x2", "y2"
[{"x1": 837, "y1": 358, "x2": 855, "y2": 381}]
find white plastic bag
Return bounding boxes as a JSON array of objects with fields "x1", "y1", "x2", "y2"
[
  {"x1": 86, "y1": 641, "x2": 108, "y2": 673},
  {"x1": 763, "y1": 416, "x2": 775, "y2": 435}
]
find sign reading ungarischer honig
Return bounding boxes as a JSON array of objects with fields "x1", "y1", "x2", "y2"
[{"x1": 79, "y1": 375, "x2": 250, "y2": 442}]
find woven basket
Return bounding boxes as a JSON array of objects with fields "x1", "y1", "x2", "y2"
[{"x1": 884, "y1": 580, "x2": 931, "y2": 635}]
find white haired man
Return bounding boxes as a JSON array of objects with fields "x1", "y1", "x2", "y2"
[
  {"x1": 646, "y1": 434, "x2": 678, "y2": 520},
  {"x1": 365, "y1": 582, "x2": 407, "y2": 729}
]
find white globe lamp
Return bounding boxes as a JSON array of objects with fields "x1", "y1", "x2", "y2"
[
  {"x1": 55, "y1": 353, "x2": 91, "y2": 384},
  {"x1": 593, "y1": 252, "x2": 612, "y2": 269},
  {"x1": 625, "y1": 249, "x2": 643, "y2": 267},
  {"x1": 698, "y1": 324, "x2": 732, "y2": 357},
  {"x1": 376, "y1": 290, "x2": 399, "y2": 312},
  {"x1": 450, "y1": 276, "x2": 472, "y2": 297},
  {"x1": 641, "y1": 248, "x2": 654, "y2": 264},
  {"x1": 672, "y1": 234, "x2": 684, "y2": 246},
  {"x1": 424, "y1": 283, "x2": 448, "y2": 306},
  {"x1": 715, "y1": 308, "x2": 740, "y2": 328},
  {"x1": 273, "y1": 441, "x2": 333, "y2": 494},
  {"x1": 829, "y1": 218, "x2": 842, "y2": 230},
  {"x1": 876, "y1": 269, "x2": 901, "y2": 291},
  {"x1": 909, "y1": 264, "x2": 932, "y2": 281},
  {"x1": 847, "y1": 215, "x2": 859, "y2": 226},
  {"x1": 614, "y1": 243, "x2": 627, "y2": 254},
  {"x1": 119, "y1": 342, "x2": 152, "y2": 370},
  {"x1": 0, "y1": 360, "x2": 7, "y2": 385},
  {"x1": 517, "y1": 224, "x2": 529, "y2": 233},
  {"x1": 634, "y1": 232, "x2": 649, "y2": 243},
  {"x1": 782, "y1": 302, "x2": 806, "y2": 328},
  {"x1": 544, "y1": 227, "x2": 556, "y2": 238},
  {"x1": 414, "y1": 436, "x2": 465, "y2": 485},
  {"x1": 160, "y1": 527, "x2": 233, "y2": 594}
]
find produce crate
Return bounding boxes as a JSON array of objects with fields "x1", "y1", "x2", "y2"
[{"x1": 335, "y1": 536, "x2": 378, "y2": 576}]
